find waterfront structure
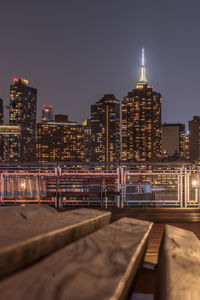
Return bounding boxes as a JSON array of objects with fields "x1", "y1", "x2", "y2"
[
  {"x1": 189, "y1": 116, "x2": 200, "y2": 161},
  {"x1": 161, "y1": 123, "x2": 185, "y2": 159},
  {"x1": 0, "y1": 99, "x2": 4, "y2": 125},
  {"x1": 82, "y1": 119, "x2": 91, "y2": 162},
  {"x1": 9, "y1": 78, "x2": 37, "y2": 162},
  {"x1": 0, "y1": 126, "x2": 21, "y2": 162},
  {"x1": 36, "y1": 121, "x2": 85, "y2": 162},
  {"x1": 41, "y1": 105, "x2": 53, "y2": 122},
  {"x1": 90, "y1": 94, "x2": 120, "y2": 162},
  {"x1": 54, "y1": 114, "x2": 69, "y2": 123},
  {"x1": 122, "y1": 47, "x2": 162, "y2": 162}
]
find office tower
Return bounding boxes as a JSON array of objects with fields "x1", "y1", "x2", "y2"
[
  {"x1": 54, "y1": 114, "x2": 69, "y2": 123},
  {"x1": 36, "y1": 121, "x2": 84, "y2": 162},
  {"x1": 161, "y1": 123, "x2": 185, "y2": 159},
  {"x1": 82, "y1": 119, "x2": 91, "y2": 162},
  {"x1": 122, "y1": 47, "x2": 161, "y2": 161},
  {"x1": 184, "y1": 134, "x2": 190, "y2": 160},
  {"x1": 9, "y1": 78, "x2": 37, "y2": 162},
  {"x1": 0, "y1": 126, "x2": 21, "y2": 162},
  {"x1": 0, "y1": 99, "x2": 4, "y2": 125},
  {"x1": 189, "y1": 116, "x2": 200, "y2": 161},
  {"x1": 41, "y1": 105, "x2": 53, "y2": 122},
  {"x1": 90, "y1": 94, "x2": 120, "y2": 162}
]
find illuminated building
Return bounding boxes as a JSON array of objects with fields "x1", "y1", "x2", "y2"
[
  {"x1": 82, "y1": 119, "x2": 91, "y2": 162},
  {"x1": 0, "y1": 126, "x2": 21, "y2": 162},
  {"x1": 9, "y1": 78, "x2": 37, "y2": 162},
  {"x1": 91, "y1": 94, "x2": 120, "y2": 162},
  {"x1": 184, "y1": 134, "x2": 190, "y2": 160},
  {"x1": 122, "y1": 47, "x2": 161, "y2": 161},
  {"x1": 189, "y1": 116, "x2": 200, "y2": 161},
  {"x1": 161, "y1": 123, "x2": 185, "y2": 159},
  {"x1": 36, "y1": 121, "x2": 85, "y2": 162},
  {"x1": 42, "y1": 105, "x2": 53, "y2": 122},
  {"x1": 0, "y1": 99, "x2": 4, "y2": 125},
  {"x1": 54, "y1": 114, "x2": 68, "y2": 123}
]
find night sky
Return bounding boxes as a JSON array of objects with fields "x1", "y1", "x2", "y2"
[{"x1": 0, "y1": 0, "x2": 199, "y2": 129}]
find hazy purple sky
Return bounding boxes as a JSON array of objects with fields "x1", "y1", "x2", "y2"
[{"x1": 0, "y1": 0, "x2": 199, "y2": 128}]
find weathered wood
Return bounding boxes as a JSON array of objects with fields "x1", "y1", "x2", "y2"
[
  {"x1": 0, "y1": 205, "x2": 111, "y2": 278},
  {"x1": 0, "y1": 217, "x2": 153, "y2": 300},
  {"x1": 156, "y1": 225, "x2": 200, "y2": 300}
]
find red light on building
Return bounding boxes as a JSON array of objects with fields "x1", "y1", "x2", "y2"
[
  {"x1": 13, "y1": 77, "x2": 18, "y2": 82},
  {"x1": 48, "y1": 105, "x2": 52, "y2": 108}
]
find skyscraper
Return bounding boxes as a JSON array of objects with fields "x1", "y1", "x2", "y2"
[
  {"x1": 122, "y1": 47, "x2": 162, "y2": 162},
  {"x1": 82, "y1": 119, "x2": 91, "y2": 162},
  {"x1": 9, "y1": 78, "x2": 37, "y2": 162},
  {"x1": 37, "y1": 121, "x2": 85, "y2": 162},
  {"x1": 0, "y1": 126, "x2": 21, "y2": 162},
  {"x1": 189, "y1": 116, "x2": 200, "y2": 161},
  {"x1": 41, "y1": 105, "x2": 53, "y2": 122},
  {"x1": 161, "y1": 123, "x2": 185, "y2": 159},
  {"x1": 91, "y1": 94, "x2": 120, "y2": 162}
]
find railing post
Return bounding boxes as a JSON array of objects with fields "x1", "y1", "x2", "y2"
[
  {"x1": 184, "y1": 167, "x2": 189, "y2": 208},
  {"x1": 178, "y1": 167, "x2": 183, "y2": 208},
  {"x1": 0, "y1": 172, "x2": 3, "y2": 205},
  {"x1": 55, "y1": 166, "x2": 62, "y2": 209},
  {"x1": 116, "y1": 167, "x2": 120, "y2": 208},
  {"x1": 120, "y1": 167, "x2": 126, "y2": 208}
]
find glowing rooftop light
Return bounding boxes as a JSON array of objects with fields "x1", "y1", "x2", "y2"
[
  {"x1": 139, "y1": 46, "x2": 147, "y2": 83},
  {"x1": 142, "y1": 46, "x2": 145, "y2": 66}
]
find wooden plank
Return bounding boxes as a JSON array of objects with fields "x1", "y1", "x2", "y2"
[
  {"x1": 0, "y1": 205, "x2": 111, "y2": 279},
  {"x1": 0, "y1": 217, "x2": 153, "y2": 300},
  {"x1": 156, "y1": 225, "x2": 200, "y2": 300}
]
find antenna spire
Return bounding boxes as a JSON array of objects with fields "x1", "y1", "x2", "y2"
[{"x1": 139, "y1": 45, "x2": 147, "y2": 83}]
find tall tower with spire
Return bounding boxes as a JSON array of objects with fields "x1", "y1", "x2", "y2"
[{"x1": 122, "y1": 47, "x2": 162, "y2": 162}]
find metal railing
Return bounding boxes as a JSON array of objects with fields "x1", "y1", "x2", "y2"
[{"x1": 0, "y1": 163, "x2": 199, "y2": 208}]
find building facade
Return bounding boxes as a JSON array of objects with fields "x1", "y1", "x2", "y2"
[
  {"x1": 41, "y1": 105, "x2": 53, "y2": 122},
  {"x1": 36, "y1": 121, "x2": 85, "y2": 162},
  {"x1": 0, "y1": 126, "x2": 21, "y2": 162},
  {"x1": 122, "y1": 47, "x2": 162, "y2": 162},
  {"x1": 91, "y1": 94, "x2": 120, "y2": 162},
  {"x1": 82, "y1": 119, "x2": 91, "y2": 162},
  {"x1": 9, "y1": 78, "x2": 37, "y2": 162},
  {"x1": 189, "y1": 116, "x2": 200, "y2": 161},
  {"x1": 161, "y1": 123, "x2": 185, "y2": 159},
  {"x1": 54, "y1": 114, "x2": 69, "y2": 123}
]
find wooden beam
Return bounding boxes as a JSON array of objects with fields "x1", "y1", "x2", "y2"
[
  {"x1": 156, "y1": 225, "x2": 200, "y2": 300},
  {"x1": 0, "y1": 205, "x2": 111, "y2": 279},
  {"x1": 0, "y1": 217, "x2": 152, "y2": 300}
]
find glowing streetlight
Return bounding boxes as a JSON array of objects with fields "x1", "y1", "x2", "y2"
[
  {"x1": 192, "y1": 180, "x2": 197, "y2": 188},
  {"x1": 21, "y1": 182, "x2": 26, "y2": 189}
]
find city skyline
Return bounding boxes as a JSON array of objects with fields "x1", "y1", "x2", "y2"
[{"x1": 0, "y1": 1, "x2": 200, "y2": 127}]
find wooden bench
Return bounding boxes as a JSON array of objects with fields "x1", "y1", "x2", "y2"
[
  {"x1": 155, "y1": 224, "x2": 200, "y2": 300},
  {"x1": 0, "y1": 205, "x2": 153, "y2": 300},
  {"x1": 0, "y1": 205, "x2": 111, "y2": 278},
  {"x1": 2, "y1": 206, "x2": 199, "y2": 299}
]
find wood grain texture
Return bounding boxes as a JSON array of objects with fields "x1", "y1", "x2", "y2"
[
  {"x1": 0, "y1": 205, "x2": 111, "y2": 278},
  {"x1": 156, "y1": 225, "x2": 200, "y2": 300},
  {"x1": 0, "y1": 217, "x2": 153, "y2": 300}
]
